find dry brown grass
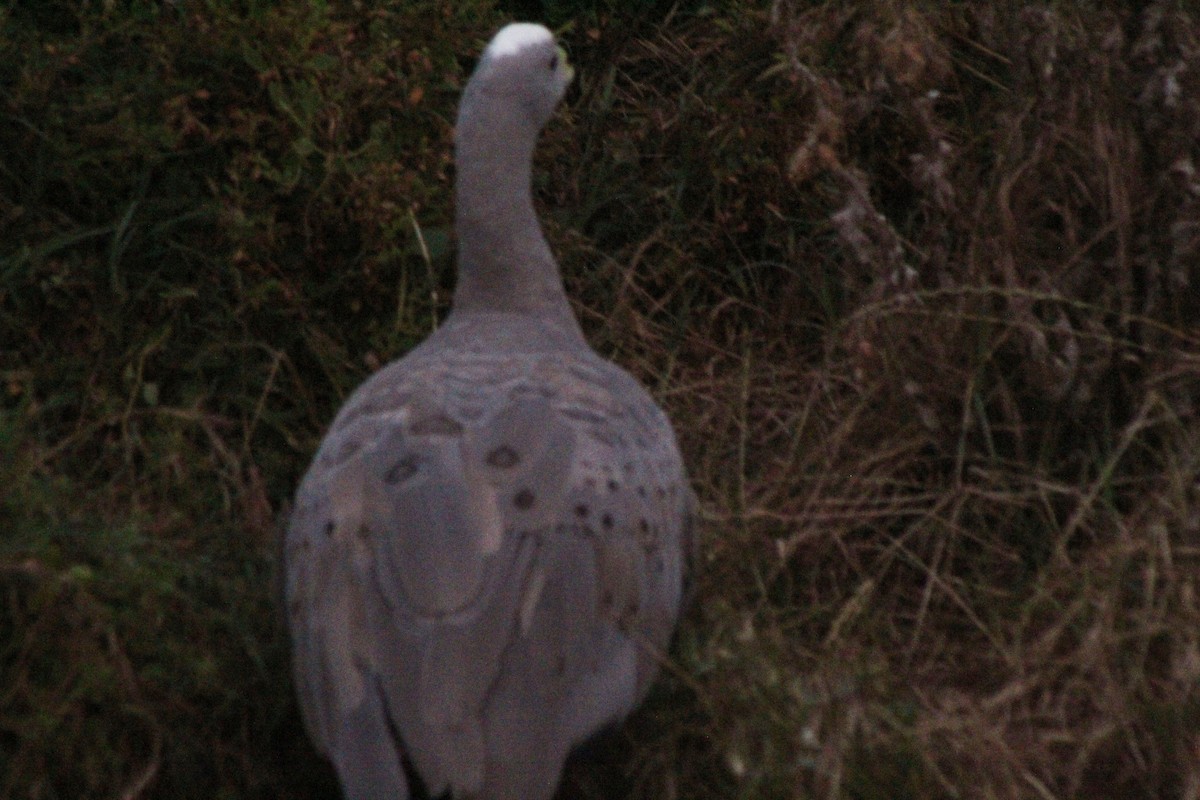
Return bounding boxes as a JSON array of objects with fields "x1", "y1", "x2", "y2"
[
  {"x1": 559, "y1": 2, "x2": 1200, "y2": 797},
  {"x1": 3, "y1": 1, "x2": 1198, "y2": 798}
]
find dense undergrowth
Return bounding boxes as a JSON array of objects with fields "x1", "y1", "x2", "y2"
[{"x1": 2, "y1": 0, "x2": 1199, "y2": 798}]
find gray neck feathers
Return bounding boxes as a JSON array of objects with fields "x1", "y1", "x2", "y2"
[{"x1": 451, "y1": 84, "x2": 582, "y2": 338}]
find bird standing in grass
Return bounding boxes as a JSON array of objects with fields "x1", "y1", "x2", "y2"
[{"x1": 283, "y1": 22, "x2": 694, "y2": 800}]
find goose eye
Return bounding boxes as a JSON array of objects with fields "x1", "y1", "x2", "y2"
[{"x1": 548, "y1": 53, "x2": 558, "y2": 71}]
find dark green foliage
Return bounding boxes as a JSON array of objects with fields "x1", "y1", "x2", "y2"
[
  {"x1": 3, "y1": 0, "x2": 1200, "y2": 797},
  {"x1": 1, "y1": 1, "x2": 488, "y2": 796},
  {"x1": 495, "y1": 0, "x2": 728, "y2": 29}
]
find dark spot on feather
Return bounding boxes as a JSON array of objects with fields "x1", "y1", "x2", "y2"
[
  {"x1": 384, "y1": 455, "x2": 419, "y2": 484},
  {"x1": 601, "y1": 514, "x2": 613, "y2": 530},
  {"x1": 587, "y1": 428, "x2": 618, "y2": 447},
  {"x1": 323, "y1": 521, "x2": 335, "y2": 537},
  {"x1": 409, "y1": 413, "x2": 463, "y2": 436},
  {"x1": 333, "y1": 438, "x2": 362, "y2": 466},
  {"x1": 636, "y1": 485, "x2": 647, "y2": 497},
  {"x1": 607, "y1": 479, "x2": 620, "y2": 493},
  {"x1": 575, "y1": 504, "x2": 589, "y2": 518},
  {"x1": 486, "y1": 445, "x2": 521, "y2": 468},
  {"x1": 601, "y1": 589, "x2": 614, "y2": 608},
  {"x1": 514, "y1": 489, "x2": 536, "y2": 510},
  {"x1": 639, "y1": 518, "x2": 649, "y2": 533}
]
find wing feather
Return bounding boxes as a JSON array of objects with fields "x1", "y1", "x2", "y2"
[{"x1": 285, "y1": 352, "x2": 691, "y2": 800}]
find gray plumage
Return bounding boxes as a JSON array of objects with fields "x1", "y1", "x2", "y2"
[{"x1": 284, "y1": 22, "x2": 693, "y2": 800}]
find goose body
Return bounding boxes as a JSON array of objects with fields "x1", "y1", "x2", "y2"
[{"x1": 284, "y1": 23, "x2": 693, "y2": 800}]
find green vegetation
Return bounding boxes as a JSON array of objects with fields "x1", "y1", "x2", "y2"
[{"x1": 3, "y1": 1, "x2": 1198, "y2": 797}]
